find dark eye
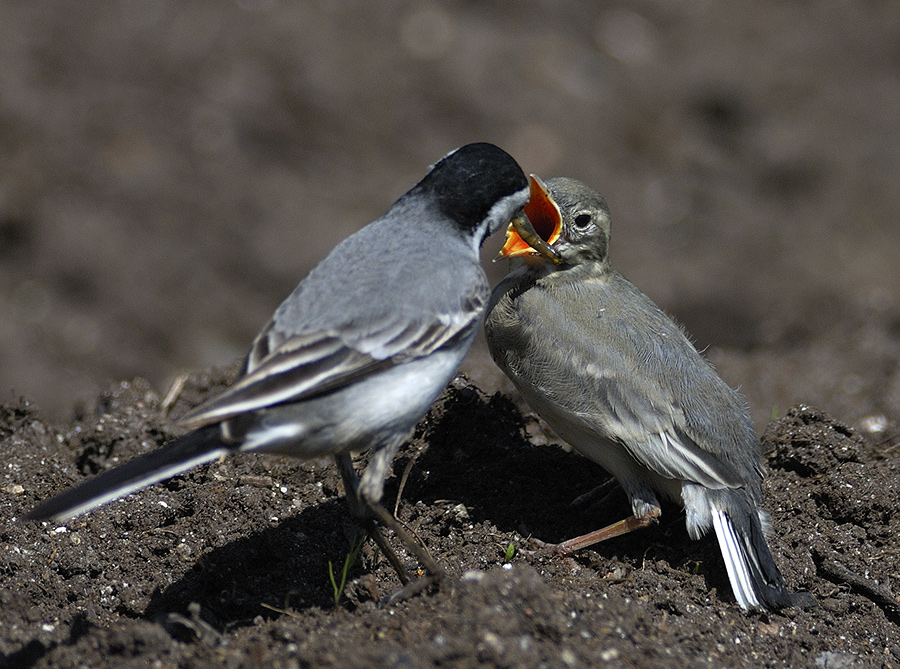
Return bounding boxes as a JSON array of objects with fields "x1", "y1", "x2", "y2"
[{"x1": 573, "y1": 213, "x2": 591, "y2": 228}]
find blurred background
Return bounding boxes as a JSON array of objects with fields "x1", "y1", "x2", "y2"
[{"x1": 0, "y1": 1, "x2": 898, "y2": 429}]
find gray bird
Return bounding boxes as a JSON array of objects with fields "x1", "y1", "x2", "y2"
[
  {"x1": 485, "y1": 175, "x2": 796, "y2": 610},
  {"x1": 28, "y1": 142, "x2": 530, "y2": 593}
]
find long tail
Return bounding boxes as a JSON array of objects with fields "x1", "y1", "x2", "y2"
[
  {"x1": 710, "y1": 500, "x2": 794, "y2": 610},
  {"x1": 26, "y1": 426, "x2": 227, "y2": 523}
]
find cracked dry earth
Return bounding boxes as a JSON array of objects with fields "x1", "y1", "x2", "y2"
[{"x1": 3, "y1": 368, "x2": 900, "y2": 668}]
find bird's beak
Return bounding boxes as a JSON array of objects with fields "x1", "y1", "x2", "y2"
[{"x1": 496, "y1": 174, "x2": 562, "y2": 264}]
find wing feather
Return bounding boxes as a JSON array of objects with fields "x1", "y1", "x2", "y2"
[
  {"x1": 502, "y1": 273, "x2": 752, "y2": 490},
  {"x1": 563, "y1": 375, "x2": 744, "y2": 489},
  {"x1": 179, "y1": 299, "x2": 483, "y2": 430}
]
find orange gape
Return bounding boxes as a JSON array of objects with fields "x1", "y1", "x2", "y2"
[{"x1": 498, "y1": 174, "x2": 562, "y2": 260}]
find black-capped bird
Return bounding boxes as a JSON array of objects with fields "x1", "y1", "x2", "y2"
[{"x1": 29, "y1": 143, "x2": 531, "y2": 595}]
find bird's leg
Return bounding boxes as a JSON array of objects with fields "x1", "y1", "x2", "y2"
[
  {"x1": 532, "y1": 506, "x2": 661, "y2": 556},
  {"x1": 335, "y1": 453, "x2": 411, "y2": 585},
  {"x1": 337, "y1": 449, "x2": 446, "y2": 604},
  {"x1": 356, "y1": 445, "x2": 447, "y2": 605},
  {"x1": 363, "y1": 500, "x2": 446, "y2": 606}
]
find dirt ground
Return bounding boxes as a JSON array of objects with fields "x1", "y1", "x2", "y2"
[{"x1": 3, "y1": 1, "x2": 900, "y2": 667}]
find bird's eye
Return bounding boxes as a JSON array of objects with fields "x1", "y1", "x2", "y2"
[{"x1": 573, "y1": 213, "x2": 592, "y2": 228}]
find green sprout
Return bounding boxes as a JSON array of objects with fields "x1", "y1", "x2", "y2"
[
  {"x1": 503, "y1": 541, "x2": 516, "y2": 561},
  {"x1": 328, "y1": 534, "x2": 366, "y2": 607}
]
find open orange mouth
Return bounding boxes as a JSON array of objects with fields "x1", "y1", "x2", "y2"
[{"x1": 498, "y1": 174, "x2": 562, "y2": 259}]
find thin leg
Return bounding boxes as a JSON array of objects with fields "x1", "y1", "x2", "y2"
[
  {"x1": 335, "y1": 453, "x2": 411, "y2": 585},
  {"x1": 356, "y1": 443, "x2": 445, "y2": 579},
  {"x1": 336, "y1": 451, "x2": 446, "y2": 602},
  {"x1": 364, "y1": 500, "x2": 446, "y2": 606},
  {"x1": 335, "y1": 453, "x2": 370, "y2": 521},
  {"x1": 532, "y1": 506, "x2": 661, "y2": 555}
]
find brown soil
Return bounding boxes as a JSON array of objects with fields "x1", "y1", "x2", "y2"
[
  {"x1": 4, "y1": 373, "x2": 900, "y2": 667},
  {"x1": 2, "y1": 1, "x2": 900, "y2": 668}
]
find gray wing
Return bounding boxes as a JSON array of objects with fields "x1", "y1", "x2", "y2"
[
  {"x1": 490, "y1": 270, "x2": 759, "y2": 489},
  {"x1": 180, "y1": 308, "x2": 481, "y2": 430},
  {"x1": 181, "y1": 214, "x2": 486, "y2": 430}
]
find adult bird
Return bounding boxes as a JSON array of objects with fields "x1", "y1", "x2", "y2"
[
  {"x1": 28, "y1": 143, "x2": 531, "y2": 596},
  {"x1": 485, "y1": 175, "x2": 798, "y2": 610}
]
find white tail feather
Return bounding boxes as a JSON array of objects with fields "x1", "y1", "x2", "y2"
[{"x1": 711, "y1": 506, "x2": 760, "y2": 610}]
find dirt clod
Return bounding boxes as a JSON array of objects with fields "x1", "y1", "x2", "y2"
[{"x1": 3, "y1": 374, "x2": 900, "y2": 667}]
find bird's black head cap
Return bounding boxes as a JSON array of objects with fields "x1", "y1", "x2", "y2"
[{"x1": 417, "y1": 143, "x2": 528, "y2": 233}]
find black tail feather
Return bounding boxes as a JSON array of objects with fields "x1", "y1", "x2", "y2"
[
  {"x1": 738, "y1": 507, "x2": 796, "y2": 609},
  {"x1": 26, "y1": 426, "x2": 227, "y2": 523},
  {"x1": 709, "y1": 488, "x2": 806, "y2": 610}
]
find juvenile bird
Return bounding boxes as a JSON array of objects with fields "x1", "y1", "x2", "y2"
[
  {"x1": 29, "y1": 143, "x2": 531, "y2": 594},
  {"x1": 486, "y1": 175, "x2": 797, "y2": 610}
]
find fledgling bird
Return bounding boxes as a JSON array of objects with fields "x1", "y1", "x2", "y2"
[
  {"x1": 485, "y1": 175, "x2": 798, "y2": 610},
  {"x1": 28, "y1": 143, "x2": 531, "y2": 593}
]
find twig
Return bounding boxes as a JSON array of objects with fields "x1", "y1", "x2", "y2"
[
  {"x1": 393, "y1": 449, "x2": 422, "y2": 518},
  {"x1": 813, "y1": 547, "x2": 900, "y2": 622}
]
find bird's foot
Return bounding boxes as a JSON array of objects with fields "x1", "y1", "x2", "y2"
[
  {"x1": 378, "y1": 570, "x2": 443, "y2": 608},
  {"x1": 528, "y1": 508, "x2": 661, "y2": 556},
  {"x1": 366, "y1": 500, "x2": 446, "y2": 592},
  {"x1": 365, "y1": 523, "x2": 413, "y2": 585},
  {"x1": 527, "y1": 536, "x2": 578, "y2": 556}
]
